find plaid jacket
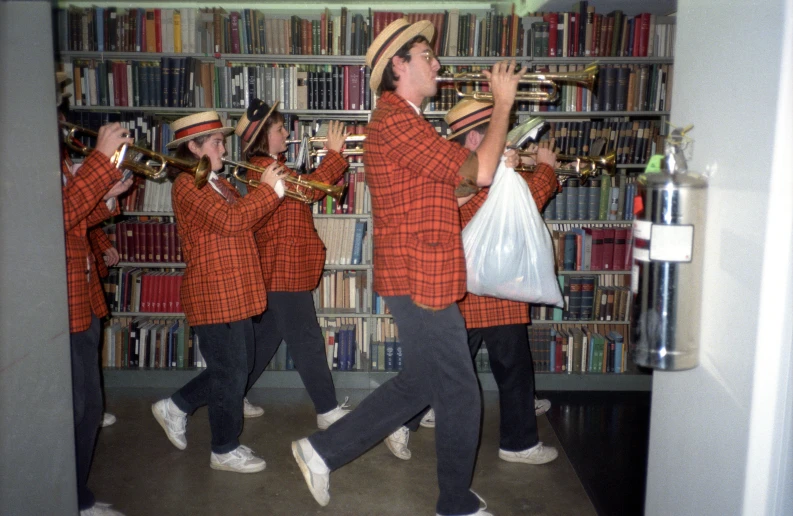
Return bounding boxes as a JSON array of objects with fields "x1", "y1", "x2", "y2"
[
  {"x1": 172, "y1": 172, "x2": 281, "y2": 325},
  {"x1": 458, "y1": 163, "x2": 559, "y2": 328},
  {"x1": 247, "y1": 151, "x2": 348, "y2": 291},
  {"x1": 89, "y1": 226, "x2": 113, "y2": 279},
  {"x1": 364, "y1": 92, "x2": 474, "y2": 310},
  {"x1": 62, "y1": 151, "x2": 122, "y2": 333}
]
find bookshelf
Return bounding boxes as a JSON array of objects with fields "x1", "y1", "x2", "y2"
[{"x1": 58, "y1": 2, "x2": 672, "y2": 391}]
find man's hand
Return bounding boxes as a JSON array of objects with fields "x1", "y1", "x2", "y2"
[
  {"x1": 103, "y1": 247, "x2": 120, "y2": 266},
  {"x1": 95, "y1": 123, "x2": 134, "y2": 161},
  {"x1": 480, "y1": 60, "x2": 526, "y2": 108},
  {"x1": 324, "y1": 120, "x2": 347, "y2": 153},
  {"x1": 102, "y1": 176, "x2": 134, "y2": 201}
]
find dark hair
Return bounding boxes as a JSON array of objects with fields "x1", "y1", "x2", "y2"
[
  {"x1": 451, "y1": 124, "x2": 487, "y2": 146},
  {"x1": 243, "y1": 109, "x2": 286, "y2": 161},
  {"x1": 379, "y1": 35, "x2": 430, "y2": 94},
  {"x1": 168, "y1": 134, "x2": 212, "y2": 181}
]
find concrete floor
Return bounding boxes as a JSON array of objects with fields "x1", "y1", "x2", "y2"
[{"x1": 91, "y1": 388, "x2": 596, "y2": 516}]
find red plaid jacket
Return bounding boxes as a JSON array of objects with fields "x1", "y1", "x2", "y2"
[
  {"x1": 247, "y1": 151, "x2": 348, "y2": 291},
  {"x1": 89, "y1": 226, "x2": 113, "y2": 279},
  {"x1": 62, "y1": 151, "x2": 122, "y2": 333},
  {"x1": 458, "y1": 163, "x2": 558, "y2": 328},
  {"x1": 364, "y1": 92, "x2": 474, "y2": 310},
  {"x1": 172, "y1": 172, "x2": 281, "y2": 325}
]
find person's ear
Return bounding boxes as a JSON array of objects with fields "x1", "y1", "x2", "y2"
[{"x1": 187, "y1": 139, "x2": 200, "y2": 156}]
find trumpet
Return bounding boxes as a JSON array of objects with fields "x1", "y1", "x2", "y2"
[
  {"x1": 59, "y1": 121, "x2": 211, "y2": 188},
  {"x1": 308, "y1": 134, "x2": 366, "y2": 158},
  {"x1": 222, "y1": 159, "x2": 346, "y2": 204},
  {"x1": 436, "y1": 63, "x2": 598, "y2": 102},
  {"x1": 516, "y1": 151, "x2": 616, "y2": 184}
]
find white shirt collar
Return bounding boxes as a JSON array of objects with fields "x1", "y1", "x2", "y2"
[{"x1": 405, "y1": 99, "x2": 422, "y2": 115}]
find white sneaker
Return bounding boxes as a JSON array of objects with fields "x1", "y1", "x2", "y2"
[
  {"x1": 384, "y1": 426, "x2": 411, "y2": 460},
  {"x1": 151, "y1": 398, "x2": 187, "y2": 450},
  {"x1": 535, "y1": 398, "x2": 551, "y2": 416},
  {"x1": 80, "y1": 502, "x2": 124, "y2": 516},
  {"x1": 499, "y1": 442, "x2": 558, "y2": 465},
  {"x1": 436, "y1": 491, "x2": 492, "y2": 516},
  {"x1": 317, "y1": 397, "x2": 350, "y2": 430},
  {"x1": 210, "y1": 444, "x2": 266, "y2": 473},
  {"x1": 419, "y1": 408, "x2": 435, "y2": 428},
  {"x1": 243, "y1": 397, "x2": 264, "y2": 418},
  {"x1": 101, "y1": 413, "x2": 117, "y2": 427},
  {"x1": 292, "y1": 438, "x2": 330, "y2": 506}
]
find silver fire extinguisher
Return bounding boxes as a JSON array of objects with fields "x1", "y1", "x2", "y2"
[{"x1": 631, "y1": 126, "x2": 707, "y2": 371}]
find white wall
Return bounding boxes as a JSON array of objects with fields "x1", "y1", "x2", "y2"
[{"x1": 645, "y1": 1, "x2": 793, "y2": 515}]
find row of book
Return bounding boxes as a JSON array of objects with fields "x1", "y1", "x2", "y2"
[
  {"x1": 321, "y1": 321, "x2": 359, "y2": 371},
  {"x1": 105, "y1": 268, "x2": 184, "y2": 314},
  {"x1": 518, "y1": 63, "x2": 673, "y2": 114},
  {"x1": 311, "y1": 169, "x2": 371, "y2": 216},
  {"x1": 314, "y1": 218, "x2": 369, "y2": 266},
  {"x1": 314, "y1": 271, "x2": 370, "y2": 315},
  {"x1": 528, "y1": 273, "x2": 630, "y2": 322},
  {"x1": 551, "y1": 226, "x2": 634, "y2": 271},
  {"x1": 107, "y1": 220, "x2": 181, "y2": 263},
  {"x1": 528, "y1": 325, "x2": 628, "y2": 373},
  {"x1": 544, "y1": 175, "x2": 637, "y2": 222},
  {"x1": 535, "y1": 119, "x2": 663, "y2": 165},
  {"x1": 122, "y1": 178, "x2": 173, "y2": 214},
  {"x1": 527, "y1": 10, "x2": 675, "y2": 58},
  {"x1": 57, "y1": 5, "x2": 604, "y2": 59},
  {"x1": 101, "y1": 317, "x2": 204, "y2": 369},
  {"x1": 369, "y1": 317, "x2": 401, "y2": 372}
]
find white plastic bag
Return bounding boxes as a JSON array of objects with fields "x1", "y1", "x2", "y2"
[{"x1": 462, "y1": 158, "x2": 563, "y2": 306}]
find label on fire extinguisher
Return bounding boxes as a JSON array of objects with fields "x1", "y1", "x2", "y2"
[{"x1": 649, "y1": 224, "x2": 694, "y2": 262}]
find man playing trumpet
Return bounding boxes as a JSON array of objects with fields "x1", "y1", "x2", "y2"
[{"x1": 291, "y1": 18, "x2": 523, "y2": 516}]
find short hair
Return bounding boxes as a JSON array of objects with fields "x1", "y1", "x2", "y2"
[
  {"x1": 379, "y1": 35, "x2": 431, "y2": 94},
  {"x1": 243, "y1": 110, "x2": 287, "y2": 161},
  {"x1": 451, "y1": 124, "x2": 487, "y2": 146}
]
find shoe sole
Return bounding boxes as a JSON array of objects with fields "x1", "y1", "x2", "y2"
[
  {"x1": 210, "y1": 461, "x2": 266, "y2": 473},
  {"x1": 383, "y1": 439, "x2": 411, "y2": 461},
  {"x1": 419, "y1": 421, "x2": 435, "y2": 429},
  {"x1": 498, "y1": 450, "x2": 558, "y2": 465},
  {"x1": 243, "y1": 411, "x2": 265, "y2": 419},
  {"x1": 151, "y1": 404, "x2": 187, "y2": 451},
  {"x1": 291, "y1": 441, "x2": 330, "y2": 507}
]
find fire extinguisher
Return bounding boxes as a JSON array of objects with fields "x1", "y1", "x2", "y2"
[{"x1": 631, "y1": 125, "x2": 707, "y2": 371}]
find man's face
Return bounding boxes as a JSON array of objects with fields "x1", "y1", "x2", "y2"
[{"x1": 402, "y1": 42, "x2": 441, "y2": 99}]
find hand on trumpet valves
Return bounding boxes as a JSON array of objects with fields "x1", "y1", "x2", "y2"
[
  {"x1": 324, "y1": 120, "x2": 347, "y2": 153},
  {"x1": 479, "y1": 59, "x2": 526, "y2": 108},
  {"x1": 259, "y1": 161, "x2": 288, "y2": 190},
  {"x1": 95, "y1": 122, "x2": 133, "y2": 160}
]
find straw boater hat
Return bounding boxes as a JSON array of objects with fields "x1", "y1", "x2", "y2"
[
  {"x1": 234, "y1": 99, "x2": 280, "y2": 153},
  {"x1": 365, "y1": 18, "x2": 435, "y2": 92},
  {"x1": 167, "y1": 111, "x2": 234, "y2": 149},
  {"x1": 444, "y1": 99, "x2": 494, "y2": 140}
]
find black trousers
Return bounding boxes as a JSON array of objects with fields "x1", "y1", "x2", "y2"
[
  {"x1": 70, "y1": 314, "x2": 103, "y2": 510},
  {"x1": 406, "y1": 323, "x2": 539, "y2": 451},
  {"x1": 309, "y1": 296, "x2": 481, "y2": 516},
  {"x1": 171, "y1": 319, "x2": 254, "y2": 454},
  {"x1": 247, "y1": 291, "x2": 338, "y2": 414}
]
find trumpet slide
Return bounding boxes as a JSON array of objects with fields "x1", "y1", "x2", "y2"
[
  {"x1": 222, "y1": 159, "x2": 346, "y2": 204},
  {"x1": 59, "y1": 121, "x2": 211, "y2": 188},
  {"x1": 436, "y1": 63, "x2": 598, "y2": 102}
]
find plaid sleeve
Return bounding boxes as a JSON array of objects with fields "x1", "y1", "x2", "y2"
[
  {"x1": 173, "y1": 172, "x2": 282, "y2": 236},
  {"x1": 300, "y1": 149, "x2": 349, "y2": 203},
  {"x1": 62, "y1": 150, "x2": 121, "y2": 232},
  {"x1": 85, "y1": 195, "x2": 119, "y2": 228},
  {"x1": 519, "y1": 163, "x2": 560, "y2": 210},
  {"x1": 381, "y1": 111, "x2": 471, "y2": 186},
  {"x1": 89, "y1": 226, "x2": 113, "y2": 252}
]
